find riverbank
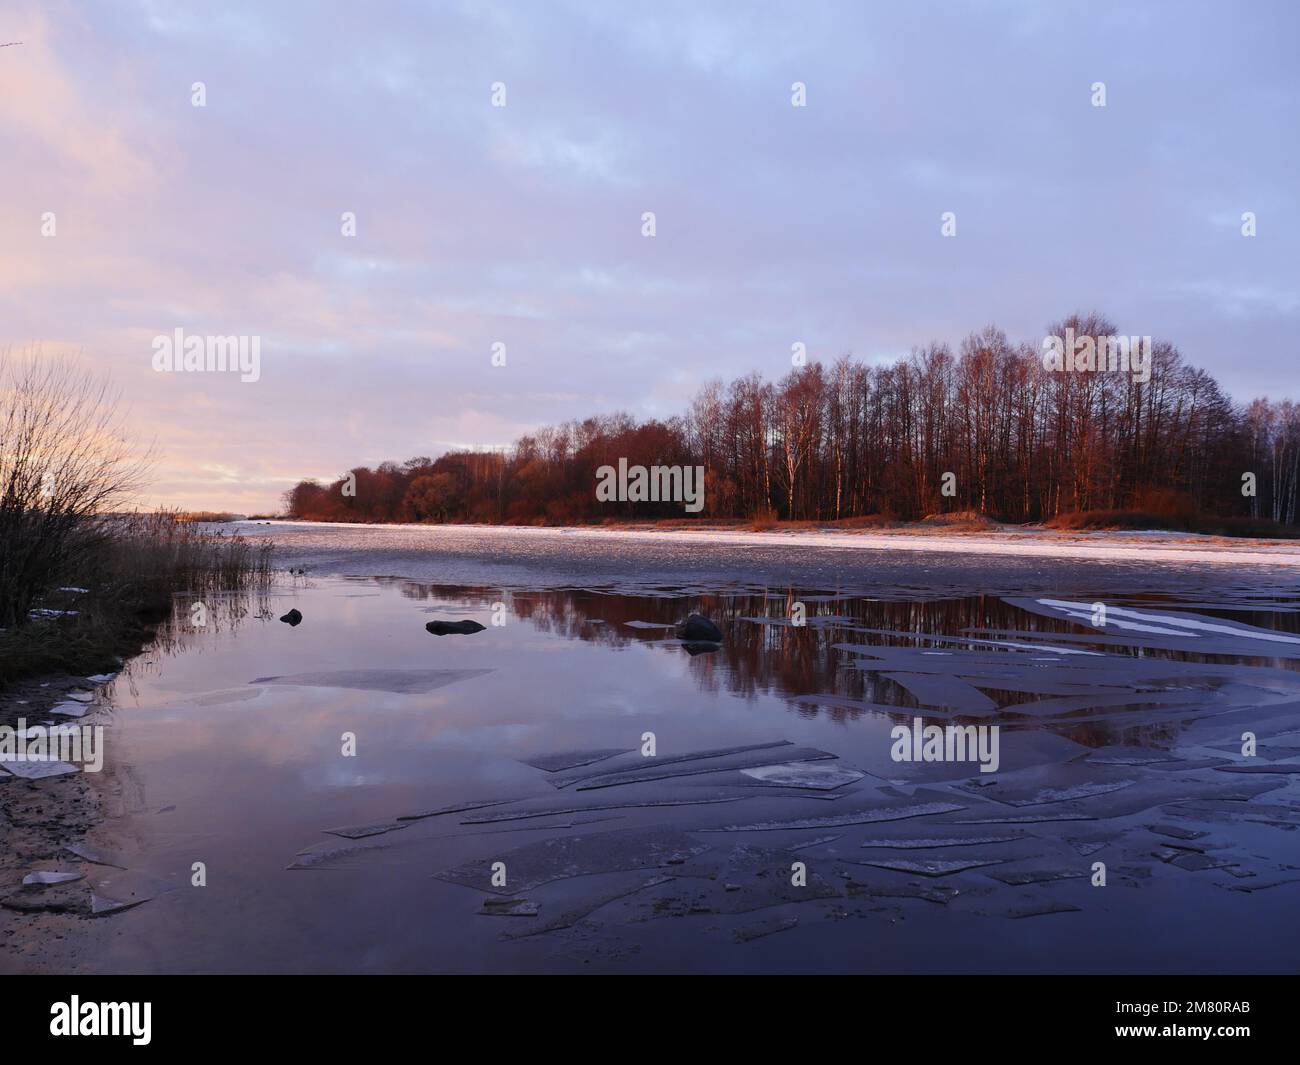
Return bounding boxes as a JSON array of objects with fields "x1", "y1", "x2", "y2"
[
  {"x1": 241, "y1": 518, "x2": 1300, "y2": 569},
  {"x1": 0, "y1": 515, "x2": 274, "y2": 689},
  {"x1": 0, "y1": 517, "x2": 274, "y2": 926}
]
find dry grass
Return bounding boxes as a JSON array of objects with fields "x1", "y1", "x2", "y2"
[
  {"x1": 173, "y1": 510, "x2": 242, "y2": 523},
  {"x1": 1047, "y1": 509, "x2": 1296, "y2": 539},
  {"x1": 0, "y1": 512, "x2": 273, "y2": 688}
]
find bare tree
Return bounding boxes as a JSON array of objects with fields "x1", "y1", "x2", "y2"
[{"x1": 0, "y1": 350, "x2": 152, "y2": 627}]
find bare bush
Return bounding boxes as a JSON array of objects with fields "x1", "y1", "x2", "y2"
[{"x1": 0, "y1": 351, "x2": 153, "y2": 627}]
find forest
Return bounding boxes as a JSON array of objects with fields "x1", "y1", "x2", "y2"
[{"x1": 283, "y1": 313, "x2": 1300, "y2": 531}]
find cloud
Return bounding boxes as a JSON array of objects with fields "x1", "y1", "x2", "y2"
[{"x1": 1, "y1": 0, "x2": 1297, "y2": 511}]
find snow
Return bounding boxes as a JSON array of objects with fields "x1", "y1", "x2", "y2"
[{"x1": 236, "y1": 519, "x2": 1300, "y2": 567}]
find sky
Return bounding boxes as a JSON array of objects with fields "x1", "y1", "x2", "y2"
[{"x1": 1, "y1": 0, "x2": 1297, "y2": 513}]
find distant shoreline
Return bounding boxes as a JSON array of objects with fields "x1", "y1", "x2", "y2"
[{"x1": 230, "y1": 518, "x2": 1300, "y2": 567}]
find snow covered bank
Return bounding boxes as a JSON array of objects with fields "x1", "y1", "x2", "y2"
[{"x1": 240, "y1": 520, "x2": 1300, "y2": 567}]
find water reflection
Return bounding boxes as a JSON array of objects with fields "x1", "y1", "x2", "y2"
[{"x1": 125, "y1": 577, "x2": 1300, "y2": 758}]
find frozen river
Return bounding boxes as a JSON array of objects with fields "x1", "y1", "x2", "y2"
[{"x1": 5, "y1": 522, "x2": 1300, "y2": 973}]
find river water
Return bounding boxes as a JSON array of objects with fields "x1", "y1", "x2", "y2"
[{"x1": 5, "y1": 522, "x2": 1300, "y2": 973}]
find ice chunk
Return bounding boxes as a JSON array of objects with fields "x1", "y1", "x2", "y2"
[
  {"x1": 287, "y1": 838, "x2": 390, "y2": 870},
  {"x1": 705, "y1": 799, "x2": 967, "y2": 832},
  {"x1": 1213, "y1": 763, "x2": 1300, "y2": 774},
  {"x1": 522, "y1": 748, "x2": 631, "y2": 773},
  {"x1": 950, "y1": 813, "x2": 1095, "y2": 824},
  {"x1": 954, "y1": 764, "x2": 1137, "y2": 808},
  {"x1": 1, "y1": 759, "x2": 80, "y2": 780},
  {"x1": 573, "y1": 747, "x2": 837, "y2": 791},
  {"x1": 733, "y1": 915, "x2": 799, "y2": 942},
  {"x1": 462, "y1": 795, "x2": 744, "y2": 824},
  {"x1": 23, "y1": 871, "x2": 83, "y2": 885},
  {"x1": 844, "y1": 880, "x2": 956, "y2": 905},
  {"x1": 49, "y1": 702, "x2": 88, "y2": 718},
  {"x1": 851, "y1": 856, "x2": 1005, "y2": 877},
  {"x1": 90, "y1": 893, "x2": 148, "y2": 916},
  {"x1": 64, "y1": 842, "x2": 128, "y2": 868},
  {"x1": 1149, "y1": 824, "x2": 1207, "y2": 841},
  {"x1": 636, "y1": 843, "x2": 842, "y2": 917},
  {"x1": 434, "y1": 828, "x2": 709, "y2": 895},
  {"x1": 502, "y1": 875, "x2": 673, "y2": 938},
  {"x1": 986, "y1": 868, "x2": 1088, "y2": 885},
  {"x1": 860, "y1": 835, "x2": 1022, "y2": 849},
  {"x1": 1170, "y1": 852, "x2": 1237, "y2": 872},
  {"x1": 252, "y1": 668, "x2": 493, "y2": 694},
  {"x1": 1007, "y1": 902, "x2": 1082, "y2": 919},
  {"x1": 881, "y1": 673, "x2": 998, "y2": 713},
  {"x1": 551, "y1": 741, "x2": 794, "y2": 788},
  {"x1": 322, "y1": 820, "x2": 410, "y2": 840},
  {"x1": 397, "y1": 798, "x2": 521, "y2": 821},
  {"x1": 738, "y1": 762, "x2": 866, "y2": 790},
  {"x1": 480, "y1": 898, "x2": 540, "y2": 917}
]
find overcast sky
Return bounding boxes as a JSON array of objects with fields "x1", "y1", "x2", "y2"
[{"x1": 2, "y1": 0, "x2": 1297, "y2": 512}]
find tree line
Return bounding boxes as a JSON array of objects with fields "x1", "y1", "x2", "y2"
[{"x1": 283, "y1": 313, "x2": 1300, "y2": 529}]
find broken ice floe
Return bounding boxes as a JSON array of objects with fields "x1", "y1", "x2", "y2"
[
  {"x1": 738, "y1": 762, "x2": 866, "y2": 790},
  {"x1": 954, "y1": 771, "x2": 1137, "y2": 808},
  {"x1": 636, "y1": 843, "x2": 842, "y2": 917},
  {"x1": 64, "y1": 842, "x2": 128, "y2": 868},
  {"x1": 251, "y1": 668, "x2": 493, "y2": 693},
  {"x1": 1005, "y1": 902, "x2": 1082, "y2": 919},
  {"x1": 0, "y1": 759, "x2": 80, "y2": 780},
  {"x1": 460, "y1": 795, "x2": 745, "y2": 824},
  {"x1": 397, "y1": 798, "x2": 521, "y2": 821},
  {"x1": 986, "y1": 868, "x2": 1088, "y2": 886},
  {"x1": 480, "y1": 898, "x2": 540, "y2": 917},
  {"x1": 850, "y1": 856, "x2": 1005, "y2": 877},
  {"x1": 949, "y1": 812, "x2": 1096, "y2": 824},
  {"x1": 501, "y1": 875, "x2": 673, "y2": 939},
  {"x1": 435, "y1": 828, "x2": 708, "y2": 895},
  {"x1": 49, "y1": 702, "x2": 89, "y2": 718},
  {"x1": 1213, "y1": 762, "x2": 1300, "y2": 774},
  {"x1": 90, "y1": 894, "x2": 148, "y2": 916},
  {"x1": 859, "y1": 835, "x2": 1022, "y2": 849},
  {"x1": 521, "y1": 748, "x2": 631, "y2": 773},
  {"x1": 843, "y1": 879, "x2": 957, "y2": 905},
  {"x1": 733, "y1": 915, "x2": 800, "y2": 942},
  {"x1": 288, "y1": 838, "x2": 391, "y2": 870},
  {"x1": 1007, "y1": 598, "x2": 1300, "y2": 656},
  {"x1": 568, "y1": 747, "x2": 838, "y2": 791},
  {"x1": 705, "y1": 799, "x2": 967, "y2": 832},
  {"x1": 549, "y1": 741, "x2": 795, "y2": 788},
  {"x1": 1149, "y1": 824, "x2": 1207, "y2": 841},
  {"x1": 23, "y1": 870, "x2": 84, "y2": 885},
  {"x1": 323, "y1": 819, "x2": 411, "y2": 839}
]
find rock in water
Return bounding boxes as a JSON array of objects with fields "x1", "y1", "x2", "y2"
[
  {"x1": 425, "y1": 620, "x2": 486, "y2": 636},
  {"x1": 675, "y1": 613, "x2": 723, "y2": 642},
  {"x1": 280, "y1": 609, "x2": 303, "y2": 626}
]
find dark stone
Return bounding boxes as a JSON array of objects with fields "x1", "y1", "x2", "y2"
[
  {"x1": 425, "y1": 620, "x2": 486, "y2": 636},
  {"x1": 675, "y1": 613, "x2": 723, "y2": 642},
  {"x1": 279, "y1": 609, "x2": 303, "y2": 626}
]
